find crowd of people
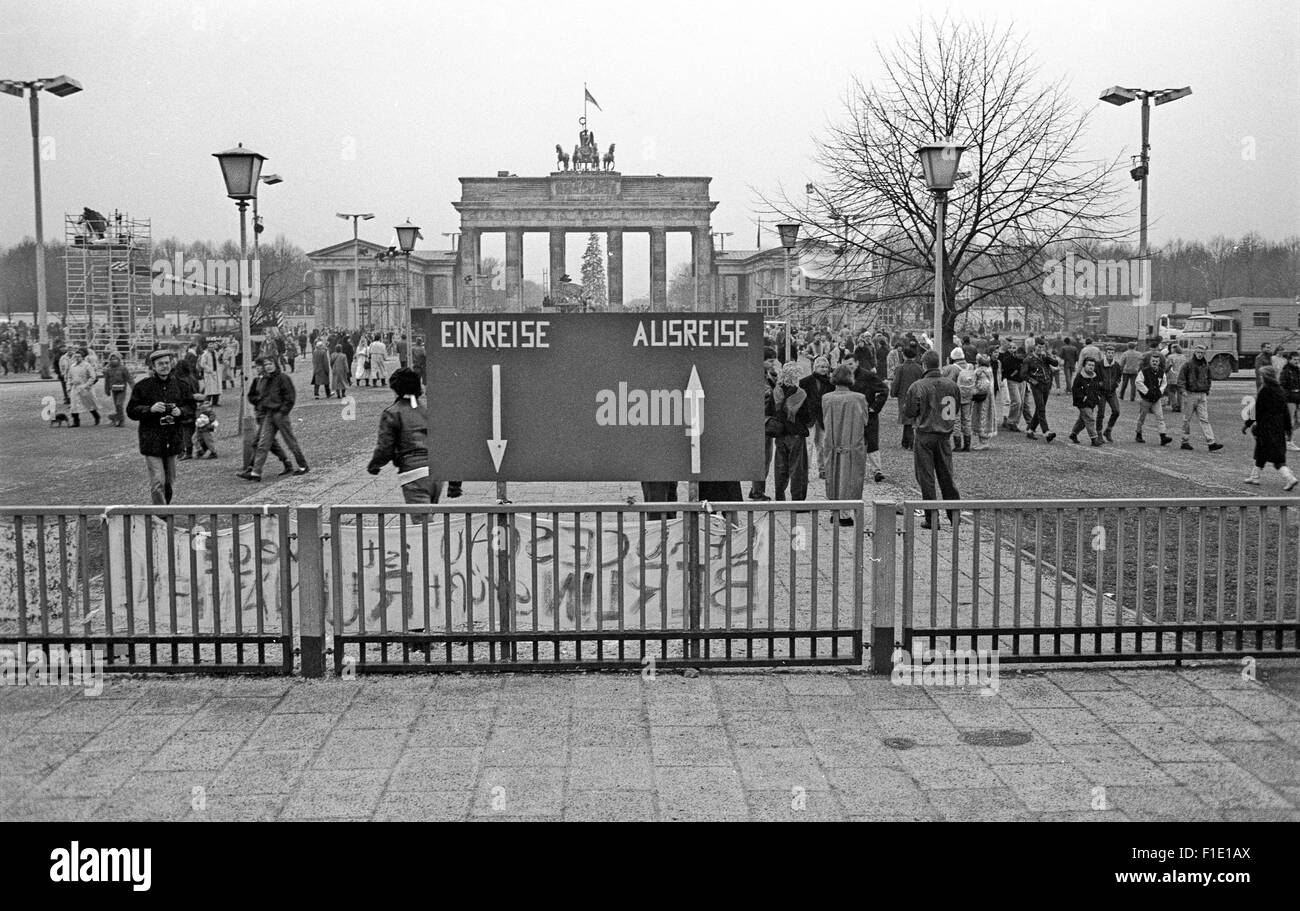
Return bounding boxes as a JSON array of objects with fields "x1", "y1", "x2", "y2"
[{"x1": 748, "y1": 324, "x2": 1300, "y2": 522}]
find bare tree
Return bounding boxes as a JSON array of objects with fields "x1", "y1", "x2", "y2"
[{"x1": 762, "y1": 17, "x2": 1128, "y2": 352}]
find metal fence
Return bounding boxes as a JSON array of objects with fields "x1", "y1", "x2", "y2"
[
  {"x1": 870, "y1": 498, "x2": 1300, "y2": 670},
  {"x1": 0, "y1": 506, "x2": 296, "y2": 674},
  {"x1": 325, "y1": 501, "x2": 864, "y2": 672}
]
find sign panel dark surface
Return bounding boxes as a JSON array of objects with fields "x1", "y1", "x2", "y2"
[{"x1": 418, "y1": 313, "x2": 766, "y2": 481}]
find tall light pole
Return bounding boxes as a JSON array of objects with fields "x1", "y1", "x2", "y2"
[
  {"x1": 1100, "y1": 85, "x2": 1191, "y2": 344},
  {"x1": 776, "y1": 223, "x2": 800, "y2": 361},
  {"x1": 395, "y1": 219, "x2": 422, "y2": 358},
  {"x1": 916, "y1": 139, "x2": 967, "y2": 364},
  {"x1": 336, "y1": 212, "x2": 374, "y2": 326},
  {"x1": 214, "y1": 143, "x2": 267, "y2": 434},
  {"x1": 2, "y1": 75, "x2": 83, "y2": 378}
]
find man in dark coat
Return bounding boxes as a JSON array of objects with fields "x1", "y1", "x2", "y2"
[
  {"x1": 239, "y1": 357, "x2": 309, "y2": 481},
  {"x1": 126, "y1": 350, "x2": 195, "y2": 504},
  {"x1": 891, "y1": 344, "x2": 925, "y2": 450},
  {"x1": 850, "y1": 350, "x2": 890, "y2": 483},
  {"x1": 1244, "y1": 366, "x2": 1297, "y2": 490}
]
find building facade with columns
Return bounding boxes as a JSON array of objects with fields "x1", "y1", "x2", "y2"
[{"x1": 306, "y1": 239, "x2": 457, "y2": 329}]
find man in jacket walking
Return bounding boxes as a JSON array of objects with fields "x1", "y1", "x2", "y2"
[
  {"x1": 239, "y1": 356, "x2": 310, "y2": 481},
  {"x1": 997, "y1": 340, "x2": 1027, "y2": 432},
  {"x1": 902, "y1": 350, "x2": 961, "y2": 530},
  {"x1": 1021, "y1": 342, "x2": 1058, "y2": 442},
  {"x1": 1119, "y1": 341, "x2": 1144, "y2": 401},
  {"x1": 1178, "y1": 344, "x2": 1224, "y2": 452},
  {"x1": 1093, "y1": 344, "x2": 1123, "y2": 443},
  {"x1": 126, "y1": 350, "x2": 194, "y2": 504},
  {"x1": 1068, "y1": 357, "x2": 1105, "y2": 446},
  {"x1": 1134, "y1": 350, "x2": 1174, "y2": 445}
]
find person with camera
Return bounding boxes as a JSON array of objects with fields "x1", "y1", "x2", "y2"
[{"x1": 126, "y1": 350, "x2": 195, "y2": 504}]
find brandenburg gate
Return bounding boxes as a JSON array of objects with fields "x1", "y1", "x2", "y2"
[{"x1": 452, "y1": 131, "x2": 719, "y2": 311}]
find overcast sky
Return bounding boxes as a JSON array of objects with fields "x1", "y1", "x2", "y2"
[{"x1": 3, "y1": 0, "x2": 1297, "y2": 298}]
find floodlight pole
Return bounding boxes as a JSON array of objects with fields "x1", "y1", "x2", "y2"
[{"x1": 1138, "y1": 94, "x2": 1151, "y2": 343}]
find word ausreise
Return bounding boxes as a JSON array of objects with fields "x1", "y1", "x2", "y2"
[{"x1": 632, "y1": 319, "x2": 749, "y2": 347}]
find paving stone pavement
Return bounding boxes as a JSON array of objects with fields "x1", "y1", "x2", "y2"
[{"x1": 2, "y1": 664, "x2": 1299, "y2": 821}]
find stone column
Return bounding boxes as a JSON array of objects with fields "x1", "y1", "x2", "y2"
[
  {"x1": 458, "y1": 228, "x2": 479, "y2": 310},
  {"x1": 505, "y1": 228, "x2": 524, "y2": 313},
  {"x1": 692, "y1": 226, "x2": 714, "y2": 310},
  {"x1": 606, "y1": 228, "x2": 623, "y2": 311},
  {"x1": 650, "y1": 227, "x2": 667, "y2": 310},
  {"x1": 548, "y1": 229, "x2": 566, "y2": 297}
]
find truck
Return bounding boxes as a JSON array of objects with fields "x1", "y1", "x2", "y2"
[
  {"x1": 1097, "y1": 299, "x2": 1206, "y2": 345},
  {"x1": 1176, "y1": 297, "x2": 1300, "y2": 380},
  {"x1": 1154, "y1": 301, "x2": 1200, "y2": 344}
]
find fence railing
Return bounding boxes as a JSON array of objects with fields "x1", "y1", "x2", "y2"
[
  {"x1": 870, "y1": 498, "x2": 1300, "y2": 671},
  {"x1": 0, "y1": 505, "x2": 296, "y2": 674},
  {"x1": 324, "y1": 501, "x2": 864, "y2": 672},
  {"x1": 6, "y1": 496, "x2": 1298, "y2": 677}
]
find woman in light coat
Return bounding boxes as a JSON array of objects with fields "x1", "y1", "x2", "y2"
[
  {"x1": 353, "y1": 334, "x2": 372, "y2": 385},
  {"x1": 368, "y1": 336, "x2": 389, "y2": 384},
  {"x1": 66, "y1": 349, "x2": 102, "y2": 426},
  {"x1": 821, "y1": 364, "x2": 871, "y2": 526},
  {"x1": 199, "y1": 342, "x2": 222, "y2": 405}
]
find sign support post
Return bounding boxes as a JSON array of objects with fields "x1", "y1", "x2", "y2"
[
  {"x1": 496, "y1": 480, "x2": 513, "y2": 661},
  {"x1": 687, "y1": 481, "x2": 702, "y2": 661}
]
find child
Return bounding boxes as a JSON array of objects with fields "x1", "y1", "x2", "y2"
[{"x1": 194, "y1": 403, "x2": 219, "y2": 459}]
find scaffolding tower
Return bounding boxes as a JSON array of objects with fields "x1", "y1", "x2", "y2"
[
  {"x1": 363, "y1": 256, "x2": 406, "y2": 334},
  {"x1": 64, "y1": 211, "x2": 155, "y2": 365}
]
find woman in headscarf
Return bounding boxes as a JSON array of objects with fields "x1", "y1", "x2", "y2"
[
  {"x1": 330, "y1": 345, "x2": 351, "y2": 399},
  {"x1": 821, "y1": 364, "x2": 871, "y2": 526},
  {"x1": 311, "y1": 340, "x2": 331, "y2": 398}
]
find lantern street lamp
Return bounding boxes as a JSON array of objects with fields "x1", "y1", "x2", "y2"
[
  {"x1": 1100, "y1": 85, "x2": 1192, "y2": 344},
  {"x1": 775, "y1": 223, "x2": 800, "y2": 361},
  {"x1": 395, "y1": 219, "x2": 422, "y2": 360},
  {"x1": 915, "y1": 139, "x2": 967, "y2": 362},
  {"x1": 213, "y1": 142, "x2": 266, "y2": 434},
  {"x1": 2, "y1": 75, "x2": 83, "y2": 378}
]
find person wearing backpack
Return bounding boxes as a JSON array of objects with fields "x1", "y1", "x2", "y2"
[
  {"x1": 970, "y1": 354, "x2": 995, "y2": 450},
  {"x1": 941, "y1": 348, "x2": 977, "y2": 451}
]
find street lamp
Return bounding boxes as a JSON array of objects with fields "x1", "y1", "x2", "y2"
[
  {"x1": 395, "y1": 219, "x2": 422, "y2": 359},
  {"x1": 2, "y1": 74, "x2": 83, "y2": 378},
  {"x1": 252, "y1": 173, "x2": 282, "y2": 256},
  {"x1": 1100, "y1": 84, "x2": 1192, "y2": 343},
  {"x1": 776, "y1": 223, "x2": 800, "y2": 361},
  {"x1": 915, "y1": 138, "x2": 967, "y2": 363},
  {"x1": 336, "y1": 212, "x2": 375, "y2": 327},
  {"x1": 213, "y1": 142, "x2": 266, "y2": 434}
]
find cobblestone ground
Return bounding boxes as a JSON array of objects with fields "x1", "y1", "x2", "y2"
[{"x1": 2, "y1": 665, "x2": 1298, "y2": 821}]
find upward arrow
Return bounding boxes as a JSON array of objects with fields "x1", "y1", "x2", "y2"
[
  {"x1": 487, "y1": 364, "x2": 507, "y2": 472},
  {"x1": 684, "y1": 364, "x2": 705, "y2": 475}
]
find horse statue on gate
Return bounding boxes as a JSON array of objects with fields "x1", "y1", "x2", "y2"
[
  {"x1": 555, "y1": 144, "x2": 570, "y2": 171},
  {"x1": 602, "y1": 143, "x2": 616, "y2": 171}
]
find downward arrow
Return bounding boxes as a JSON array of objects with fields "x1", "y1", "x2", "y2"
[{"x1": 487, "y1": 363, "x2": 507, "y2": 471}]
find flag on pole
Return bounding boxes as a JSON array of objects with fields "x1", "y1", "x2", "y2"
[{"x1": 584, "y1": 87, "x2": 602, "y2": 111}]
